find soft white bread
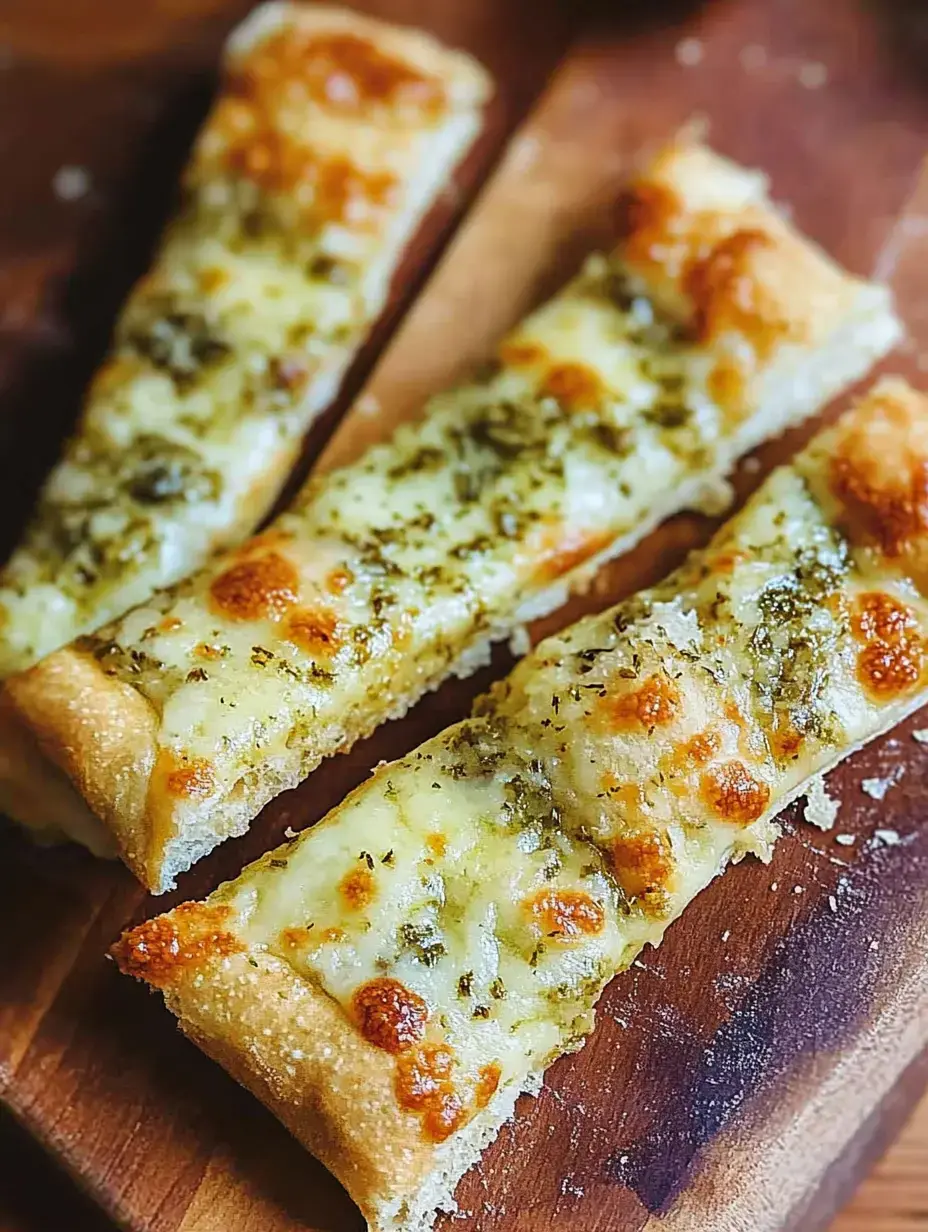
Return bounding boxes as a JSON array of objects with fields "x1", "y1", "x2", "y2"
[
  {"x1": 0, "y1": 3, "x2": 491, "y2": 676},
  {"x1": 2, "y1": 139, "x2": 900, "y2": 891},
  {"x1": 115, "y1": 379, "x2": 928, "y2": 1229}
]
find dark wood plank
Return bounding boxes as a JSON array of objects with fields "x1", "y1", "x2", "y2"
[{"x1": 1, "y1": 1, "x2": 927, "y2": 1231}]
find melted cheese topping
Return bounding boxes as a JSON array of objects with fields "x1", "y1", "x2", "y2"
[
  {"x1": 12, "y1": 141, "x2": 899, "y2": 884},
  {"x1": 115, "y1": 380, "x2": 928, "y2": 1152},
  {"x1": 0, "y1": 5, "x2": 489, "y2": 675}
]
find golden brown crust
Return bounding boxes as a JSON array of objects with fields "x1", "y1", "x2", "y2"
[
  {"x1": 619, "y1": 141, "x2": 873, "y2": 417},
  {"x1": 115, "y1": 936, "x2": 435, "y2": 1227},
  {"x1": 825, "y1": 379, "x2": 928, "y2": 587},
  {"x1": 228, "y1": 3, "x2": 491, "y2": 110},
  {"x1": 3, "y1": 648, "x2": 159, "y2": 881}
]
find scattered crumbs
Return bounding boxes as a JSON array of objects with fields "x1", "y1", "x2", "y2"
[
  {"x1": 52, "y1": 164, "x2": 92, "y2": 202},
  {"x1": 861, "y1": 769, "x2": 902, "y2": 800},
  {"x1": 869, "y1": 939, "x2": 880, "y2": 952},
  {"x1": 793, "y1": 885, "x2": 804, "y2": 895},
  {"x1": 872, "y1": 828, "x2": 902, "y2": 847},
  {"x1": 675, "y1": 37, "x2": 704, "y2": 67},
  {"x1": 803, "y1": 774, "x2": 839, "y2": 831},
  {"x1": 560, "y1": 1175, "x2": 585, "y2": 1198},
  {"x1": 633, "y1": 959, "x2": 648, "y2": 970},
  {"x1": 834, "y1": 833, "x2": 856, "y2": 846},
  {"x1": 739, "y1": 43, "x2": 768, "y2": 72},
  {"x1": 508, "y1": 624, "x2": 531, "y2": 658},
  {"x1": 912, "y1": 729, "x2": 928, "y2": 744},
  {"x1": 828, "y1": 895, "x2": 838, "y2": 914},
  {"x1": 770, "y1": 881, "x2": 779, "y2": 891},
  {"x1": 798, "y1": 60, "x2": 828, "y2": 89},
  {"x1": 354, "y1": 393, "x2": 382, "y2": 419},
  {"x1": 720, "y1": 929, "x2": 731, "y2": 942},
  {"x1": 283, "y1": 825, "x2": 298, "y2": 839}
]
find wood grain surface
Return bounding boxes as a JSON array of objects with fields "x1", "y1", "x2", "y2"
[
  {"x1": 0, "y1": 2, "x2": 927, "y2": 1231},
  {"x1": 1, "y1": 1094, "x2": 927, "y2": 1232}
]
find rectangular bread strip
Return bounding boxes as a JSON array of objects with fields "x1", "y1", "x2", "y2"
[
  {"x1": 0, "y1": 2, "x2": 491, "y2": 676},
  {"x1": 112, "y1": 377, "x2": 928, "y2": 1232},
  {"x1": 1, "y1": 141, "x2": 901, "y2": 890}
]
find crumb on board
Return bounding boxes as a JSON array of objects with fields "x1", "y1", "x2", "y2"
[
  {"x1": 52, "y1": 165, "x2": 92, "y2": 202},
  {"x1": 793, "y1": 885, "x2": 804, "y2": 894},
  {"x1": 354, "y1": 393, "x2": 381, "y2": 419},
  {"x1": 828, "y1": 895, "x2": 838, "y2": 914},
  {"x1": 720, "y1": 929, "x2": 730, "y2": 942},
  {"x1": 834, "y1": 833, "x2": 856, "y2": 846},
  {"x1": 860, "y1": 771, "x2": 901, "y2": 800},
  {"x1": 675, "y1": 37, "x2": 704, "y2": 67},
  {"x1": 798, "y1": 60, "x2": 829, "y2": 89},
  {"x1": 770, "y1": 881, "x2": 779, "y2": 891},
  {"x1": 803, "y1": 774, "x2": 839, "y2": 830},
  {"x1": 508, "y1": 624, "x2": 531, "y2": 658},
  {"x1": 872, "y1": 828, "x2": 902, "y2": 847}
]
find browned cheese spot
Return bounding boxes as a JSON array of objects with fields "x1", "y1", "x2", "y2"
[
  {"x1": 619, "y1": 180, "x2": 681, "y2": 268},
  {"x1": 338, "y1": 865, "x2": 376, "y2": 911},
  {"x1": 853, "y1": 591, "x2": 924, "y2": 699},
  {"x1": 681, "y1": 729, "x2": 722, "y2": 766},
  {"x1": 474, "y1": 1062, "x2": 502, "y2": 1109},
  {"x1": 352, "y1": 977, "x2": 428, "y2": 1053},
  {"x1": 239, "y1": 30, "x2": 446, "y2": 118},
  {"x1": 532, "y1": 523, "x2": 614, "y2": 582},
  {"x1": 210, "y1": 551, "x2": 300, "y2": 622},
  {"x1": 683, "y1": 228, "x2": 786, "y2": 356},
  {"x1": 542, "y1": 362, "x2": 605, "y2": 409},
  {"x1": 163, "y1": 755, "x2": 216, "y2": 801},
  {"x1": 204, "y1": 29, "x2": 448, "y2": 229},
  {"x1": 526, "y1": 888, "x2": 605, "y2": 941},
  {"x1": 197, "y1": 265, "x2": 228, "y2": 293},
  {"x1": 604, "y1": 672, "x2": 680, "y2": 732},
  {"x1": 830, "y1": 389, "x2": 928, "y2": 562},
  {"x1": 326, "y1": 567, "x2": 353, "y2": 594},
  {"x1": 280, "y1": 926, "x2": 314, "y2": 948},
  {"x1": 768, "y1": 720, "x2": 805, "y2": 761},
  {"x1": 610, "y1": 830, "x2": 675, "y2": 902},
  {"x1": 111, "y1": 902, "x2": 242, "y2": 988},
  {"x1": 701, "y1": 759, "x2": 770, "y2": 825},
  {"x1": 426, "y1": 832, "x2": 447, "y2": 858},
  {"x1": 286, "y1": 606, "x2": 341, "y2": 655}
]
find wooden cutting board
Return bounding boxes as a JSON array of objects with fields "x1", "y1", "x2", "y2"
[{"x1": 1, "y1": 2, "x2": 927, "y2": 1231}]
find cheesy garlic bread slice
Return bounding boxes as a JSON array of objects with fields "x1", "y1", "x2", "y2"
[
  {"x1": 0, "y1": 3, "x2": 491, "y2": 676},
  {"x1": 114, "y1": 378, "x2": 928, "y2": 1232},
  {"x1": 0, "y1": 141, "x2": 900, "y2": 889}
]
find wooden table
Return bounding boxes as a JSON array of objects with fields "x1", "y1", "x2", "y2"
[
  {"x1": 1, "y1": 2, "x2": 927, "y2": 1230},
  {"x1": 1, "y1": 1096, "x2": 926, "y2": 1232}
]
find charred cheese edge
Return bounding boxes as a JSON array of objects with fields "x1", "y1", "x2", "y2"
[
  {"x1": 1, "y1": 141, "x2": 900, "y2": 890},
  {"x1": 0, "y1": 3, "x2": 491, "y2": 676},
  {"x1": 113, "y1": 377, "x2": 928, "y2": 1232}
]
